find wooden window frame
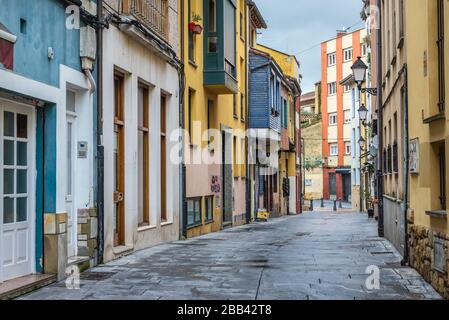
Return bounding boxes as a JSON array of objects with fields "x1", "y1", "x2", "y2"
[
  {"x1": 138, "y1": 84, "x2": 150, "y2": 227},
  {"x1": 160, "y1": 94, "x2": 167, "y2": 222}
]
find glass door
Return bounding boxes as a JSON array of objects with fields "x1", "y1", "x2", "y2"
[{"x1": 0, "y1": 102, "x2": 34, "y2": 282}]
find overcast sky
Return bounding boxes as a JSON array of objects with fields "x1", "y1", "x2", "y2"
[{"x1": 255, "y1": 0, "x2": 364, "y2": 93}]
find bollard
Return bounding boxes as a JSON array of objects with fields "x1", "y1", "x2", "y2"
[
  {"x1": 310, "y1": 199, "x2": 314, "y2": 211},
  {"x1": 339, "y1": 199, "x2": 343, "y2": 209},
  {"x1": 333, "y1": 200, "x2": 337, "y2": 211},
  {"x1": 321, "y1": 198, "x2": 324, "y2": 207}
]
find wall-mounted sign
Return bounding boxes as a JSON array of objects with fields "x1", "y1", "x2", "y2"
[
  {"x1": 211, "y1": 175, "x2": 221, "y2": 194},
  {"x1": 409, "y1": 138, "x2": 419, "y2": 174}
]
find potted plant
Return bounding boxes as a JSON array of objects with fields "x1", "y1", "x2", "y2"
[{"x1": 188, "y1": 13, "x2": 203, "y2": 34}]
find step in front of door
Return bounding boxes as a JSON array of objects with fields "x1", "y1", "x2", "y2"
[{"x1": 0, "y1": 274, "x2": 56, "y2": 300}]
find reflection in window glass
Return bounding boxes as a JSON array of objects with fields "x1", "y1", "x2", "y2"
[
  {"x1": 3, "y1": 198, "x2": 14, "y2": 224},
  {"x1": 16, "y1": 114, "x2": 27, "y2": 138},
  {"x1": 4, "y1": 140, "x2": 14, "y2": 165},
  {"x1": 4, "y1": 111, "x2": 14, "y2": 137},
  {"x1": 16, "y1": 197, "x2": 27, "y2": 222}
]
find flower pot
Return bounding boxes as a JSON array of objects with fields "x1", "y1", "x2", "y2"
[
  {"x1": 192, "y1": 24, "x2": 203, "y2": 34},
  {"x1": 188, "y1": 22, "x2": 203, "y2": 34}
]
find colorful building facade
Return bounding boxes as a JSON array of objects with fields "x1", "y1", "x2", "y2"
[
  {"x1": 181, "y1": 0, "x2": 251, "y2": 238},
  {"x1": 321, "y1": 28, "x2": 366, "y2": 203},
  {"x1": 0, "y1": 0, "x2": 98, "y2": 294},
  {"x1": 100, "y1": 0, "x2": 181, "y2": 262},
  {"x1": 301, "y1": 84, "x2": 323, "y2": 202},
  {"x1": 406, "y1": 0, "x2": 449, "y2": 299}
]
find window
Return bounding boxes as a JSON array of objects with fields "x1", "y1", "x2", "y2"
[
  {"x1": 188, "y1": 0, "x2": 195, "y2": 62},
  {"x1": 138, "y1": 85, "x2": 150, "y2": 227},
  {"x1": 393, "y1": 142, "x2": 398, "y2": 174},
  {"x1": 233, "y1": 94, "x2": 237, "y2": 117},
  {"x1": 187, "y1": 198, "x2": 201, "y2": 226},
  {"x1": 345, "y1": 141, "x2": 351, "y2": 155},
  {"x1": 240, "y1": 94, "x2": 245, "y2": 121},
  {"x1": 240, "y1": 12, "x2": 244, "y2": 39},
  {"x1": 208, "y1": 0, "x2": 217, "y2": 32},
  {"x1": 387, "y1": 145, "x2": 392, "y2": 174},
  {"x1": 270, "y1": 74, "x2": 275, "y2": 112},
  {"x1": 329, "y1": 112, "x2": 337, "y2": 125},
  {"x1": 437, "y1": 0, "x2": 445, "y2": 112},
  {"x1": 328, "y1": 82, "x2": 337, "y2": 95},
  {"x1": 344, "y1": 48, "x2": 353, "y2": 62},
  {"x1": 188, "y1": 89, "x2": 194, "y2": 143},
  {"x1": 439, "y1": 144, "x2": 446, "y2": 210},
  {"x1": 283, "y1": 99, "x2": 288, "y2": 129},
  {"x1": 224, "y1": 0, "x2": 236, "y2": 76},
  {"x1": 330, "y1": 143, "x2": 338, "y2": 156},
  {"x1": 344, "y1": 110, "x2": 351, "y2": 124},
  {"x1": 327, "y1": 52, "x2": 336, "y2": 66},
  {"x1": 344, "y1": 84, "x2": 351, "y2": 92},
  {"x1": 205, "y1": 196, "x2": 213, "y2": 222},
  {"x1": 361, "y1": 43, "x2": 367, "y2": 56},
  {"x1": 160, "y1": 95, "x2": 167, "y2": 222}
]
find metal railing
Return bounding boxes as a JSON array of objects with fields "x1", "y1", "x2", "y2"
[{"x1": 122, "y1": 0, "x2": 169, "y2": 40}]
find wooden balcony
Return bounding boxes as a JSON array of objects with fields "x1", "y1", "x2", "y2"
[{"x1": 122, "y1": 0, "x2": 168, "y2": 40}]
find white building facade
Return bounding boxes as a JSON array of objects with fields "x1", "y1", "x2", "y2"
[{"x1": 101, "y1": 0, "x2": 180, "y2": 262}]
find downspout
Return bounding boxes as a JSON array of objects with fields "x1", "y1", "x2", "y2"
[
  {"x1": 376, "y1": 0, "x2": 384, "y2": 237},
  {"x1": 245, "y1": 2, "x2": 251, "y2": 224},
  {"x1": 96, "y1": 0, "x2": 105, "y2": 263},
  {"x1": 180, "y1": 0, "x2": 187, "y2": 239},
  {"x1": 401, "y1": 65, "x2": 409, "y2": 265}
]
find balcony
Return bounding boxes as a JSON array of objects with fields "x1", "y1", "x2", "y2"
[
  {"x1": 121, "y1": 0, "x2": 169, "y2": 41},
  {"x1": 203, "y1": 0, "x2": 238, "y2": 94}
]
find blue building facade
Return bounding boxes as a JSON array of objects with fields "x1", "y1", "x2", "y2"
[{"x1": 0, "y1": 0, "x2": 98, "y2": 287}]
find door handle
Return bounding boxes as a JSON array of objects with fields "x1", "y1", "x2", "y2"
[{"x1": 114, "y1": 191, "x2": 124, "y2": 203}]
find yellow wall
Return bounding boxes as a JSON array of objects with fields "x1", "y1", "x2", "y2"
[
  {"x1": 407, "y1": 0, "x2": 448, "y2": 235},
  {"x1": 180, "y1": 0, "x2": 248, "y2": 237},
  {"x1": 256, "y1": 44, "x2": 300, "y2": 79}
]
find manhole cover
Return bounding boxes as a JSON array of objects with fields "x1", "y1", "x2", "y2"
[
  {"x1": 370, "y1": 251, "x2": 394, "y2": 255},
  {"x1": 80, "y1": 271, "x2": 116, "y2": 281}
]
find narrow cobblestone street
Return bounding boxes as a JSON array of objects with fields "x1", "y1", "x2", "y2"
[{"x1": 20, "y1": 211, "x2": 441, "y2": 300}]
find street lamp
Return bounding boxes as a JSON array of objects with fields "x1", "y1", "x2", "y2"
[
  {"x1": 358, "y1": 136, "x2": 366, "y2": 150},
  {"x1": 358, "y1": 104, "x2": 368, "y2": 122},
  {"x1": 351, "y1": 56, "x2": 378, "y2": 96},
  {"x1": 351, "y1": 56, "x2": 368, "y2": 90}
]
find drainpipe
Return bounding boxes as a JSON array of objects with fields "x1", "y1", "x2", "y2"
[
  {"x1": 376, "y1": 0, "x2": 384, "y2": 237},
  {"x1": 401, "y1": 65, "x2": 409, "y2": 265},
  {"x1": 96, "y1": 0, "x2": 105, "y2": 263},
  {"x1": 245, "y1": 2, "x2": 251, "y2": 224},
  {"x1": 180, "y1": 0, "x2": 187, "y2": 239}
]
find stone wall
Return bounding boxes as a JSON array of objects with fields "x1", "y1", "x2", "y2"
[
  {"x1": 77, "y1": 208, "x2": 98, "y2": 271},
  {"x1": 409, "y1": 225, "x2": 449, "y2": 299}
]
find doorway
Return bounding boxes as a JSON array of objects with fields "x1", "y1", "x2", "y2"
[
  {"x1": 0, "y1": 101, "x2": 35, "y2": 282},
  {"x1": 65, "y1": 90, "x2": 77, "y2": 258},
  {"x1": 113, "y1": 73, "x2": 125, "y2": 247}
]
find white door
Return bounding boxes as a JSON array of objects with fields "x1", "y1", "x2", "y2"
[
  {"x1": 66, "y1": 111, "x2": 77, "y2": 258},
  {"x1": 0, "y1": 101, "x2": 35, "y2": 282}
]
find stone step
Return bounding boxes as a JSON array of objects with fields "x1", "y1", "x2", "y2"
[{"x1": 0, "y1": 274, "x2": 56, "y2": 300}]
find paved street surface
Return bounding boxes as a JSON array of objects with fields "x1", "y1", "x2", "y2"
[{"x1": 21, "y1": 211, "x2": 441, "y2": 300}]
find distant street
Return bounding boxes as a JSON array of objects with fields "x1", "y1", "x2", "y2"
[{"x1": 21, "y1": 211, "x2": 441, "y2": 300}]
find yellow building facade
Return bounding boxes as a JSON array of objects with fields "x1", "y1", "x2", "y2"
[
  {"x1": 180, "y1": 0, "x2": 249, "y2": 238},
  {"x1": 406, "y1": 0, "x2": 449, "y2": 299}
]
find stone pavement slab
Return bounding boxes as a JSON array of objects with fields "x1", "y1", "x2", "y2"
[{"x1": 20, "y1": 211, "x2": 442, "y2": 300}]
